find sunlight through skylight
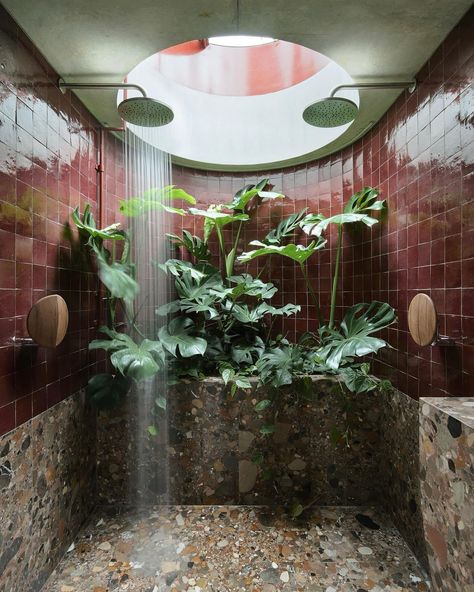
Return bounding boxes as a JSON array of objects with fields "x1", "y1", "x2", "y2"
[{"x1": 209, "y1": 35, "x2": 275, "y2": 47}]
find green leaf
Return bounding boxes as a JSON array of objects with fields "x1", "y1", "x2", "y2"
[
  {"x1": 231, "y1": 337, "x2": 265, "y2": 364},
  {"x1": 155, "y1": 395, "x2": 167, "y2": 410},
  {"x1": 220, "y1": 367, "x2": 235, "y2": 385},
  {"x1": 317, "y1": 301, "x2": 396, "y2": 370},
  {"x1": 189, "y1": 207, "x2": 249, "y2": 225},
  {"x1": 229, "y1": 179, "x2": 284, "y2": 212},
  {"x1": 239, "y1": 239, "x2": 326, "y2": 264},
  {"x1": 227, "y1": 274, "x2": 278, "y2": 300},
  {"x1": 290, "y1": 503, "x2": 304, "y2": 518},
  {"x1": 252, "y1": 452, "x2": 264, "y2": 465},
  {"x1": 255, "y1": 399, "x2": 272, "y2": 412},
  {"x1": 260, "y1": 424, "x2": 276, "y2": 435},
  {"x1": 89, "y1": 329, "x2": 165, "y2": 381},
  {"x1": 301, "y1": 187, "x2": 386, "y2": 237},
  {"x1": 156, "y1": 300, "x2": 181, "y2": 316},
  {"x1": 339, "y1": 365, "x2": 379, "y2": 393},
  {"x1": 119, "y1": 185, "x2": 196, "y2": 217},
  {"x1": 344, "y1": 186, "x2": 385, "y2": 215},
  {"x1": 158, "y1": 317, "x2": 207, "y2": 358},
  {"x1": 86, "y1": 373, "x2": 131, "y2": 409},
  {"x1": 256, "y1": 345, "x2": 304, "y2": 387},
  {"x1": 97, "y1": 258, "x2": 139, "y2": 301},
  {"x1": 301, "y1": 212, "x2": 378, "y2": 237},
  {"x1": 329, "y1": 427, "x2": 343, "y2": 445},
  {"x1": 257, "y1": 303, "x2": 301, "y2": 317},
  {"x1": 147, "y1": 425, "x2": 159, "y2": 436},
  {"x1": 167, "y1": 230, "x2": 211, "y2": 262},
  {"x1": 264, "y1": 209, "x2": 308, "y2": 245},
  {"x1": 235, "y1": 376, "x2": 252, "y2": 389},
  {"x1": 72, "y1": 205, "x2": 125, "y2": 242}
]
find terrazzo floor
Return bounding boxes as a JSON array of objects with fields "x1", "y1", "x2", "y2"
[{"x1": 42, "y1": 506, "x2": 431, "y2": 592}]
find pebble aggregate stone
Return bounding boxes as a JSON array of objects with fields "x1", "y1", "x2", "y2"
[{"x1": 43, "y1": 505, "x2": 430, "y2": 592}]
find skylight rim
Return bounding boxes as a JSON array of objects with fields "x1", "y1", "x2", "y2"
[{"x1": 208, "y1": 35, "x2": 276, "y2": 47}]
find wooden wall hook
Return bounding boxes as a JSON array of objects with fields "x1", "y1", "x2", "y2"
[
  {"x1": 408, "y1": 293, "x2": 455, "y2": 347},
  {"x1": 26, "y1": 295, "x2": 69, "y2": 348}
]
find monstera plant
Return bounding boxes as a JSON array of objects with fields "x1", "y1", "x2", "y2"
[{"x1": 72, "y1": 181, "x2": 395, "y2": 431}]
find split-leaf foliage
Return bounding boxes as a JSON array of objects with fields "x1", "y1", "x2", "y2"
[{"x1": 72, "y1": 181, "x2": 395, "y2": 428}]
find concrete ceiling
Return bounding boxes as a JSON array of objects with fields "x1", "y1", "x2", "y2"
[{"x1": 2, "y1": 0, "x2": 471, "y2": 170}]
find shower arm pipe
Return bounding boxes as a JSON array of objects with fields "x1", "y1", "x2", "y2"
[
  {"x1": 58, "y1": 78, "x2": 148, "y2": 97},
  {"x1": 330, "y1": 81, "x2": 417, "y2": 97}
]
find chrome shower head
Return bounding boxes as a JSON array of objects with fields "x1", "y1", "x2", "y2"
[
  {"x1": 303, "y1": 81, "x2": 416, "y2": 128},
  {"x1": 118, "y1": 97, "x2": 174, "y2": 127},
  {"x1": 58, "y1": 79, "x2": 174, "y2": 128},
  {"x1": 303, "y1": 97, "x2": 358, "y2": 128}
]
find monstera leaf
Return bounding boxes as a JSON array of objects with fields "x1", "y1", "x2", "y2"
[
  {"x1": 344, "y1": 186, "x2": 386, "y2": 215},
  {"x1": 231, "y1": 336, "x2": 265, "y2": 364},
  {"x1": 119, "y1": 186, "x2": 196, "y2": 217},
  {"x1": 301, "y1": 187, "x2": 386, "y2": 237},
  {"x1": 158, "y1": 259, "x2": 208, "y2": 280},
  {"x1": 89, "y1": 328, "x2": 165, "y2": 380},
  {"x1": 97, "y1": 258, "x2": 139, "y2": 301},
  {"x1": 72, "y1": 205, "x2": 125, "y2": 243},
  {"x1": 86, "y1": 373, "x2": 131, "y2": 408},
  {"x1": 339, "y1": 363, "x2": 380, "y2": 393},
  {"x1": 256, "y1": 346, "x2": 304, "y2": 387},
  {"x1": 264, "y1": 209, "x2": 307, "y2": 245},
  {"x1": 258, "y1": 303, "x2": 301, "y2": 317},
  {"x1": 167, "y1": 230, "x2": 211, "y2": 262},
  {"x1": 317, "y1": 301, "x2": 396, "y2": 370},
  {"x1": 229, "y1": 179, "x2": 284, "y2": 212},
  {"x1": 239, "y1": 239, "x2": 326, "y2": 264},
  {"x1": 189, "y1": 207, "x2": 249, "y2": 226},
  {"x1": 227, "y1": 274, "x2": 278, "y2": 299},
  {"x1": 158, "y1": 317, "x2": 207, "y2": 358}
]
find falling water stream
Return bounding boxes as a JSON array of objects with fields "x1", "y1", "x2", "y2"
[{"x1": 123, "y1": 123, "x2": 173, "y2": 504}]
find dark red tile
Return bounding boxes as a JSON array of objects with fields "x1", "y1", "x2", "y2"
[
  {"x1": 0, "y1": 403, "x2": 15, "y2": 436},
  {"x1": 15, "y1": 394, "x2": 32, "y2": 426}
]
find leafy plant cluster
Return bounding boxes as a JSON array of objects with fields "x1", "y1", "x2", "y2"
[{"x1": 72, "y1": 180, "x2": 396, "y2": 421}]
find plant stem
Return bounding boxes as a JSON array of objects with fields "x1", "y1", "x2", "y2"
[
  {"x1": 215, "y1": 225, "x2": 226, "y2": 276},
  {"x1": 225, "y1": 221, "x2": 243, "y2": 278},
  {"x1": 300, "y1": 263, "x2": 323, "y2": 327},
  {"x1": 329, "y1": 225, "x2": 343, "y2": 329}
]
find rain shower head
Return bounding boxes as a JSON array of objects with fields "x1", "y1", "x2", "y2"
[
  {"x1": 303, "y1": 96, "x2": 358, "y2": 128},
  {"x1": 117, "y1": 97, "x2": 174, "y2": 127},
  {"x1": 58, "y1": 78, "x2": 174, "y2": 128},
  {"x1": 303, "y1": 80, "x2": 416, "y2": 128}
]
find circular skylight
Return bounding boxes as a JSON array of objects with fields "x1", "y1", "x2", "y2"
[
  {"x1": 119, "y1": 39, "x2": 358, "y2": 169},
  {"x1": 209, "y1": 35, "x2": 275, "y2": 47}
]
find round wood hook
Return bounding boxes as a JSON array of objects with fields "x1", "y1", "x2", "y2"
[
  {"x1": 408, "y1": 293, "x2": 437, "y2": 346},
  {"x1": 26, "y1": 295, "x2": 69, "y2": 348}
]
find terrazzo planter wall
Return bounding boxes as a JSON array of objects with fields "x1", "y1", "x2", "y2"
[
  {"x1": 172, "y1": 6, "x2": 474, "y2": 401},
  {"x1": 420, "y1": 397, "x2": 474, "y2": 591},
  {"x1": 97, "y1": 377, "x2": 382, "y2": 507},
  {"x1": 379, "y1": 388, "x2": 429, "y2": 570},
  {"x1": 0, "y1": 391, "x2": 96, "y2": 592}
]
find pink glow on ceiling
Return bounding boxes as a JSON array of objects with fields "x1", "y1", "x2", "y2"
[{"x1": 154, "y1": 39, "x2": 330, "y2": 96}]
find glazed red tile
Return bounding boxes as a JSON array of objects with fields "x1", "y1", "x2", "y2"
[
  {"x1": 0, "y1": 260, "x2": 15, "y2": 289},
  {"x1": 0, "y1": 402, "x2": 15, "y2": 435},
  {"x1": 15, "y1": 394, "x2": 32, "y2": 425}
]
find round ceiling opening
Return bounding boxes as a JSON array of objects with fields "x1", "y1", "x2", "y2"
[
  {"x1": 119, "y1": 36, "x2": 358, "y2": 170},
  {"x1": 208, "y1": 35, "x2": 275, "y2": 47}
]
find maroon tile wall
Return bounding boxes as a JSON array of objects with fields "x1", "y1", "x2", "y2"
[
  {"x1": 172, "y1": 7, "x2": 473, "y2": 400},
  {"x1": 0, "y1": 5, "x2": 124, "y2": 436},
  {"x1": 0, "y1": 6, "x2": 471, "y2": 439}
]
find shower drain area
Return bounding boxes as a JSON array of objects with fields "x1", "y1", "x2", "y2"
[{"x1": 42, "y1": 506, "x2": 430, "y2": 592}]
